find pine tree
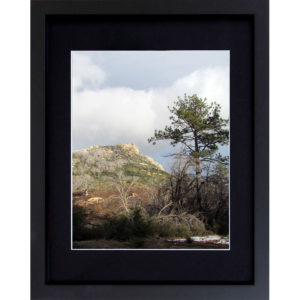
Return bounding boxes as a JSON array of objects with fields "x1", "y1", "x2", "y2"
[{"x1": 148, "y1": 94, "x2": 229, "y2": 208}]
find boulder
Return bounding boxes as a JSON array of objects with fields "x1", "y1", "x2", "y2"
[{"x1": 87, "y1": 197, "x2": 104, "y2": 205}]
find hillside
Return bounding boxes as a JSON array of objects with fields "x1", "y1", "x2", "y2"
[
  {"x1": 72, "y1": 143, "x2": 167, "y2": 192},
  {"x1": 72, "y1": 143, "x2": 229, "y2": 249}
]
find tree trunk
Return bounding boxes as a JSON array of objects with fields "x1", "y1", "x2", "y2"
[
  {"x1": 195, "y1": 158, "x2": 202, "y2": 208},
  {"x1": 193, "y1": 131, "x2": 202, "y2": 209}
]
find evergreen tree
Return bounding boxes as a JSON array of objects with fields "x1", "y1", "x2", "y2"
[{"x1": 148, "y1": 94, "x2": 229, "y2": 208}]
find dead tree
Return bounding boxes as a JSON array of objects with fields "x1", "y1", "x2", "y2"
[{"x1": 111, "y1": 171, "x2": 137, "y2": 212}]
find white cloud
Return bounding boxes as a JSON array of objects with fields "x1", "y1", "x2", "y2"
[
  {"x1": 72, "y1": 87, "x2": 156, "y2": 146},
  {"x1": 165, "y1": 67, "x2": 229, "y2": 118},
  {"x1": 72, "y1": 52, "x2": 106, "y2": 91}
]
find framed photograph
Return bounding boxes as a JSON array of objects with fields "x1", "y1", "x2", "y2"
[
  {"x1": 31, "y1": 0, "x2": 269, "y2": 299},
  {"x1": 71, "y1": 50, "x2": 231, "y2": 251}
]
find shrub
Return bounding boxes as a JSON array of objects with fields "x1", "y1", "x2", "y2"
[
  {"x1": 189, "y1": 218, "x2": 206, "y2": 236},
  {"x1": 102, "y1": 214, "x2": 133, "y2": 241},
  {"x1": 73, "y1": 205, "x2": 87, "y2": 229},
  {"x1": 73, "y1": 206, "x2": 207, "y2": 242},
  {"x1": 211, "y1": 214, "x2": 229, "y2": 236},
  {"x1": 151, "y1": 214, "x2": 206, "y2": 238},
  {"x1": 186, "y1": 237, "x2": 193, "y2": 244},
  {"x1": 131, "y1": 207, "x2": 152, "y2": 238},
  {"x1": 101, "y1": 207, "x2": 153, "y2": 241},
  {"x1": 73, "y1": 205, "x2": 89, "y2": 241},
  {"x1": 73, "y1": 205, "x2": 107, "y2": 241},
  {"x1": 150, "y1": 219, "x2": 191, "y2": 238},
  {"x1": 130, "y1": 237, "x2": 145, "y2": 248}
]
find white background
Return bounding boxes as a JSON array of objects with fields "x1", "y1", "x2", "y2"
[{"x1": 0, "y1": 0, "x2": 299, "y2": 299}]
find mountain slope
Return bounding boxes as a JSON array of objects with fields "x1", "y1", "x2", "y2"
[{"x1": 72, "y1": 143, "x2": 167, "y2": 191}]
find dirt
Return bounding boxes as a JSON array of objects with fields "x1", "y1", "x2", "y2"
[
  {"x1": 73, "y1": 238, "x2": 229, "y2": 249},
  {"x1": 73, "y1": 187, "x2": 156, "y2": 220}
]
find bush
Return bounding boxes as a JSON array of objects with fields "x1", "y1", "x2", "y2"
[
  {"x1": 189, "y1": 219, "x2": 206, "y2": 236},
  {"x1": 73, "y1": 205, "x2": 107, "y2": 241},
  {"x1": 211, "y1": 213, "x2": 229, "y2": 236},
  {"x1": 150, "y1": 219, "x2": 191, "y2": 238},
  {"x1": 73, "y1": 226, "x2": 105, "y2": 241},
  {"x1": 102, "y1": 214, "x2": 132, "y2": 241},
  {"x1": 151, "y1": 214, "x2": 206, "y2": 238},
  {"x1": 73, "y1": 206, "x2": 207, "y2": 242},
  {"x1": 101, "y1": 207, "x2": 153, "y2": 241},
  {"x1": 186, "y1": 237, "x2": 193, "y2": 244},
  {"x1": 73, "y1": 205, "x2": 89, "y2": 241},
  {"x1": 130, "y1": 237, "x2": 145, "y2": 248},
  {"x1": 73, "y1": 205, "x2": 87, "y2": 229}
]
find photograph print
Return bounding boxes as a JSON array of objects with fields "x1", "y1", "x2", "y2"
[{"x1": 71, "y1": 51, "x2": 230, "y2": 249}]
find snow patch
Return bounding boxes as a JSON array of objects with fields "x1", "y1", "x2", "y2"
[{"x1": 167, "y1": 235, "x2": 229, "y2": 245}]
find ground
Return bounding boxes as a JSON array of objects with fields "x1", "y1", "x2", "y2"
[{"x1": 73, "y1": 238, "x2": 229, "y2": 249}]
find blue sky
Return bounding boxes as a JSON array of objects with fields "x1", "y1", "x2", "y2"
[{"x1": 71, "y1": 51, "x2": 230, "y2": 171}]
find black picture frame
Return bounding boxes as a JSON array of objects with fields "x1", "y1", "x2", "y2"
[{"x1": 31, "y1": 0, "x2": 269, "y2": 299}]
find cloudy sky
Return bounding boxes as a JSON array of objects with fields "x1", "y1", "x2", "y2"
[{"x1": 71, "y1": 51, "x2": 230, "y2": 171}]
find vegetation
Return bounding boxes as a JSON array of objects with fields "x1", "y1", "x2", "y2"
[
  {"x1": 73, "y1": 206, "x2": 206, "y2": 247},
  {"x1": 148, "y1": 94, "x2": 229, "y2": 208},
  {"x1": 72, "y1": 143, "x2": 167, "y2": 194},
  {"x1": 72, "y1": 94, "x2": 229, "y2": 249}
]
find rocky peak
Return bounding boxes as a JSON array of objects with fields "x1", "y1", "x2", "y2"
[{"x1": 117, "y1": 143, "x2": 140, "y2": 155}]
